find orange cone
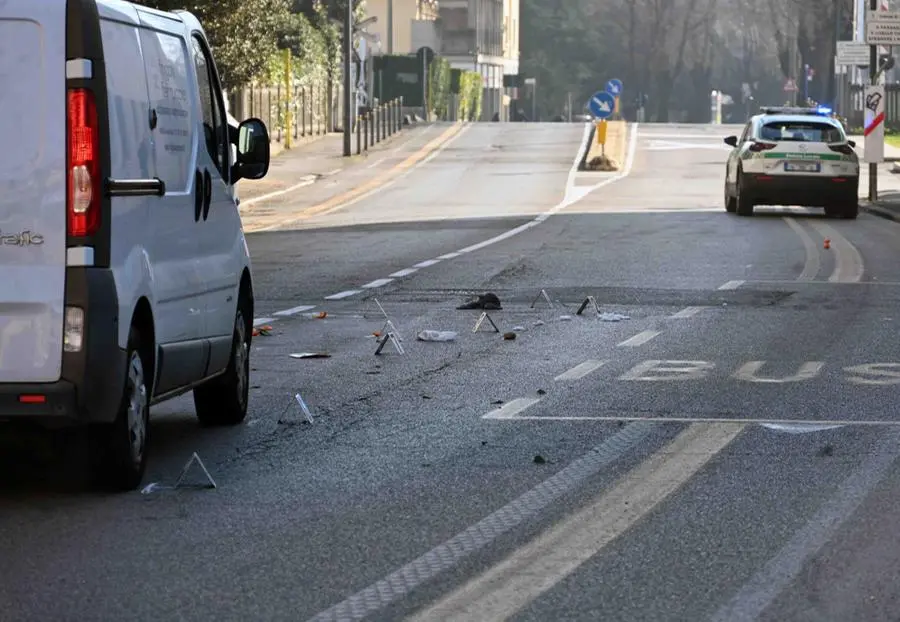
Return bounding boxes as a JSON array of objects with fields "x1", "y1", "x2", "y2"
[{"x1": 824, "y1": 238, "x2": 831, "y2": 250}]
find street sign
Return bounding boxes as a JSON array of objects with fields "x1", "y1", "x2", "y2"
[
  {"x1": 783, "y1": 78, "x2": 798, "y2": 92},
  {"x1": 866, "y1": 10, "x2": 900, "y2": 45},
  {"x1": 836, "y1": 41, "x2": 870, "y2": 65},
  {"x1": 864, "y1": 84, "x2": 886, "y2": 163},
  {"x1": 588, "y1": 91, "x2": 615, "y2": 118},
  {"x1": 605, "y1": 79, "x2": 623, "y2": 96}
]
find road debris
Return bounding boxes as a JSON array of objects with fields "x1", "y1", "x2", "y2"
[
  {"x1": 290, "y1": 352, "x2": 331, "y2": 359},
  {"x1": 457, "y1": 292, "x2": 502, "y2": 310},
  {"x1": 503, "y1": 331, "x2": 517, "y2": 340},
  {"x1": 417, "y1": 330, "x2": 458, "y2": 342},
  {"x1": 598, "y1": 312, "x2": 630, "y2": 322},
  {"x1": 252, "y1": 325, "x2": 274, "y2": 337}
]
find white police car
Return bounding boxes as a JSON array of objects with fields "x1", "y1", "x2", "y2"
[{"x1": 723, "y1": 107, "x2": 859, "y2": 218}]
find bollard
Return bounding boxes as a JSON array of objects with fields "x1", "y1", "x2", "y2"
[
  {"x1": 388, "y1": 102, "x2": 393, "y2": 137},
  {"x1": 370, "y1": 108, "x2": 376, "y2": 145},
  {"x1": 382, "y1": 104, "x2": 387, "y2": 139},
  {"x1": 364, "y1": 113, "x2": 369, "y2": 151},
  {"x1": 399, "y1": 96, "x2": 404, "y2": 130},
  {"x1": 356, "y1": 114, "x2": 361, "y2": 155}
]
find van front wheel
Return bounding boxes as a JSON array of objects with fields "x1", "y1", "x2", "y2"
[{"x1": 194, "y1": 308, "x2": 250, "y2": 426}]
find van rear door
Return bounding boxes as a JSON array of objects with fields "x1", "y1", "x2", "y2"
[{"x1": 0, "y1": 1, "x2": 67, "y2": 382}]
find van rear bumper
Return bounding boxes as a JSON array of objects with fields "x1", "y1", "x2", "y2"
[{"x1": 0, "y1": 268, "x2": 125, "y2": 427}]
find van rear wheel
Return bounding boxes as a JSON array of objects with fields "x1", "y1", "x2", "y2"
[
  {"x1": 92, "y1": 327, "x2": 150, "y2": 491},
  {"x1": 194, "y1": 307, "x2": 250, "y2": 426}
]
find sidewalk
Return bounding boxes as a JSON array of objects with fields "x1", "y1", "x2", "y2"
[
  {"x1": 845, "y1": 136, "x2": 900, "y2": 221},
  {"x1": 236, "y1": 123, "x2": 430, "y2": 205}
]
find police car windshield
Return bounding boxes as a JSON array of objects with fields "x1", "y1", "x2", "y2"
[{"x1": 760, "y1": 121, "x2": 844, "y2": 143}]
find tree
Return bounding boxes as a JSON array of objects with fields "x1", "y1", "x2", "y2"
[{"x1": 143, "y1": 0, "x2": 294, "y2": 89}]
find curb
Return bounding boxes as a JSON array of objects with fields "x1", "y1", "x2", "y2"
[
  {"x1": 578, "y1": 123, "x2": 596, "y2": 170},
  {"x1": 860, "y1": 200, "x2": 900, "y2": 222}
]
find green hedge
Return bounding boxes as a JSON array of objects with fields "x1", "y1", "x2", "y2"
[
  {"x1": 458, "y1": 71, "x2": 483, "y2": 121},
  {"x1": 427, "y1": 57, "x2": 452, "y2": 120}
]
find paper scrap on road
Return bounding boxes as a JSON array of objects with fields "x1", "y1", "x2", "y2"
[
  {"x1": 598, "y1": 312, "x2": 630, "y2": 322},
  {"x1": 417, "y1": 330, "x2": 458, "y2": 342},
  {"x1": 290, "y1": 352, "x2": 331, "y2": 359}
]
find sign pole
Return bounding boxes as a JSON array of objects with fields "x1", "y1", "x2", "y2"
[{"x1": 869, "y1": 0, "x2": 878, "y2": 201}]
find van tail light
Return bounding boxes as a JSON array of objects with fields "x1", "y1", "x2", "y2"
[
  {"x1": 67, "y1": 89, "x2": 100, "y2": 238},
  {"x1": 748, "y1": 141, "x2": 777, "y2": 152},
  {"x1": 829, "y1": 144, "x2": 855, "y2": 155}
]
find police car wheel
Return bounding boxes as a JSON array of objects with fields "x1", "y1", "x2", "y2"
[
  {"x1": 724, "y1": 182, "x2": 737, "y2": 213},
  {"x1": 735, "y1": 172, "x2": 754, "y2": 216}
]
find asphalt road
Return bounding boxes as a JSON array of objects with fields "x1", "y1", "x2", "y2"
[{"x1": 3, "y1": 121, "x2": 900, "y2": 622}]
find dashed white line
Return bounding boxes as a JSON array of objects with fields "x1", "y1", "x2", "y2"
[
  {"x1": 324, "y1": 290, "x2": 361, "y2": 300},
  {"x1": 671, "y1": 306, "x2": 703, "y2": 318},
  {"x1": 241, "y1": 175, "x2": 316, "y2": 208},
  {"x1": 718, "y1": 280, "x2": 745, "y2": 290},
  {"x1": 414, "y1": 259, "x2": 442, "y2": 268},
  {"x1": 362, "y1": 278, "x2": 394, "y2": 289},
  {"x1": 273, "y1": 305, "x2": 316, "y2": 316},
  {"x1": 389, "y1": 268, "x2": 418, "y2": 277},
  {"x1": 617, "y1": 330, "x2": 661, "y2": 347},
  {"x1": 555, "y1": 360, "x2": 608, "y2": 382},
  {"x1": 437, "y1": 252, "x2": 461, "y2": 260},
  {"x1": 365, "y1": 158, "x2": 386, "y2": 169},
  {"x1": 252, "y1": 317, "x2": 275, "y2": 327},
  {"x1": 482, "y1": 397, "x2": 542, "y2": 420}
]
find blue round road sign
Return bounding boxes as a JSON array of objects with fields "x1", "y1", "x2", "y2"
[
  {"x1": 606, "y1": 79, "x2": 623, "y2": 96},
  {"x1": 589, "y1": 91, "x2": 616, "y2": 119}
]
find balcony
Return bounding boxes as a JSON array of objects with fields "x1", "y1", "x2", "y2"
[{"x1": 441, "y1": 29, "x2": 476, "y2": 56}]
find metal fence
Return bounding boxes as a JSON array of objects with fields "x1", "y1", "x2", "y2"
[
  {"x1": 227, "y1": 83, "x2": 345, "y2": 144},
  {"x1": 839, "y1": 82, "x2": 900, "y2": 131}
]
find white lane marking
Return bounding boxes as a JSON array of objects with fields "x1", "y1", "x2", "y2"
[
  {"x1": 483, "y1": 414, "x2": 896, "y2": 426},
  {"x1": 718, "y1": 280, "x2": 744, "y2": 290},
  {"x1": 619, "y1": 360, "x2": 714, "y2": 381},
  {"x1": 671, "y1": 306, "x2": 703, "y2": 318},
  {"x1": 324, "y1": 290, "x2": 361, "y2": 300},
  {"x1": 783, "y1": 217, "x2": 821, "y2": 281},
  {"x1": 365, "y1": 158, "x2": 385, "y2": 169},
  {"x1": 641, "y1": 133, "x2": 727, "y2": 139},
  {"x1": 261, "y1": 124, "x2": 473, "y2": 232},
  {"x1": 845, "y1": 363, "x2": 900, "y2": 385},
  {"x1": 414, "y1": 259, "x2": 441, "y2": 268},
  {"x1": 389, "y1": 268, "x2": 418, "y2": 277},
  {"x1": 252, "y1": 317, "x2": 275, "y2": 327},
  {"x1": 323, "y1": 168, "x2": 342, "y2": 176},
  {"x1": 710, "y1": 428, "x2": 900, "y2": 622},
  {"x1": 273, "y1": 305, "x2": 316, "y2": 316},
  {"x1": 361, "y1": 278, "x2": 393, "y2": 289},
  {"x1": 482, "y1": 397, "x2": 542, "y2": 420},
  {"x1": 808, "y1": 220, "x2": 864, "y2": 283},
  {"x1": 733, "y1": 361, "x2": 824, "y2": 383},
  {"x1": 555, "y1": 360, "x2": 608, "y2": 381},
  {"x1": 617, "y1": 330, "x2": 661, "y2": 347},
  {"x1": 305, "y1": 423, "x2": 656, "y2": 622},
  {"x1": 412, "y1": 422, "x2": 745, "y2": 622},
  {"x1": 437, "y1": 252, "x2": 461, "y2": 260},
  {"x1": 240, "y1": 176, "x2": 316, "y2": 208}
]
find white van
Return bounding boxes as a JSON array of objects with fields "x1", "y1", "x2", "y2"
[{"x1": 0, "y1": 0, "x2": 271, "y2": 490}]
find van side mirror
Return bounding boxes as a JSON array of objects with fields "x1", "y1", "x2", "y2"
[
  {"x1": 724, "y1": 135, "x2": 738, "y2": 147},
  {"x1": 232, "y1": 118, "x2": 270, "y2": 183},
  {"x1": 848, "y1": 139, "x2": 856, "y2": 148}
]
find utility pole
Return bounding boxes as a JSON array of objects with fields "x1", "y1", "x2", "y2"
[
  {"x1": 869, "y1": 0, "x2": 878, "y2": 201},
  {"x1": 387, "y1": 0, "x2": 393, "y2": 54},
  {"x1": 343, "y1": 0, "x2": 353, "y2": 156}
]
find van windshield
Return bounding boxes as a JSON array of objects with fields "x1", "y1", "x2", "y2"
[{"x1": 760, "y1": 121, "x2": 844, "y2": 143}]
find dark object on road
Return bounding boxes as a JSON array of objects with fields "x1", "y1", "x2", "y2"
[
  {"x1": 537, "y1": 389, "x2": 547, "y2": 395},
  {"x1": 457, "y1": 292, "x2": 502, "y2": 310},
  {"x1": 503, "y1": 332, "x2": 516, "y2": 340},
  {"x1": 533, "y1": 454, "x2": 547, "y2": 464}
]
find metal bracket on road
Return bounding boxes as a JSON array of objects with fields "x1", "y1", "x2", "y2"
[
  {"x1": 173, "y1": 452, "x2": 217, "y2": 490},
  {"x1": 531, "y1": 289, "x2": 555, "y2": 309},
  {"x1": 364, "y1": 297, "x2": 391, "y2": 321},
  {"x1": 576, "y1": 296, "x2": 601, "y2": 316},
  {"x1": 473, "y1": 312, "x2": 500, "y2": 333},
  {"x1": 375, "y1": 323, "x2": 405, "y2": 355}
]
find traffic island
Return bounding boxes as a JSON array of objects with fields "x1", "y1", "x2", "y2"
[{"x1": 581, "y1": 120, "x2": 628, "y2": 172}]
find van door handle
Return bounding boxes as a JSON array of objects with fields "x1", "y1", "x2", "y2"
[
  {"x1": 202, "y1": 169, "x2": 212, "y2": 221},
  {"x1": 194, "y1": 170, "x2": 203, "y2": 222}
]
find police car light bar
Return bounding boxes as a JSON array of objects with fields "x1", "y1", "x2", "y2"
[{"x1": 760, "y1": 106, "x2": 830, "y2": 116}]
